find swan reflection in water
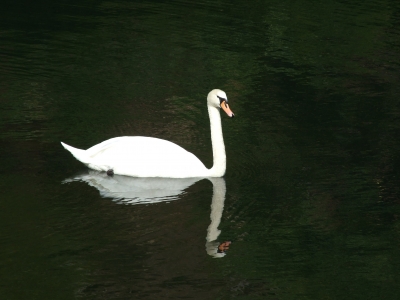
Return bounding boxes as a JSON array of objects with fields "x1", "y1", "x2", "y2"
[{"x1": 63, "y1": 171, "x2": 231, "y2": 257}]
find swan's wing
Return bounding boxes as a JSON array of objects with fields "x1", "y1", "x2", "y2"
[{"x1": 85, "y1": 136, "x2": 208, "y2": 177}]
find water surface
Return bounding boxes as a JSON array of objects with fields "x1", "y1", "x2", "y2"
[{"x1": 1, "y1": 0, "x2": 400, "y2": 299}]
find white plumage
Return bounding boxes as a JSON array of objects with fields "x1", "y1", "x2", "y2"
[{"x1": 61, "y1": 89, "x2": 234, "y2": 178}]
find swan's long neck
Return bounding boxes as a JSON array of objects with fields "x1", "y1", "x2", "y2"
[
  {"x1": 206, "y1": 177, "x2": 226, "y2": 241},
  {"x1": 208, "y1": 105, "x2": 226, "y2": 177},
  {"x1": 205, "y1": 177, "x2": 227, "y2": 257}
]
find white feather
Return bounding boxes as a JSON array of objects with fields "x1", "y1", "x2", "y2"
[{"x1": 61, "y1": 89, "x2": 233, "y2": 178}]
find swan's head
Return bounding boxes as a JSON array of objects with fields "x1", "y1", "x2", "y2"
[
  {"x1": 208, "y1": 89, "x2": 235, "y2": 117},
  {"x1": 206, "y1": 240, "x2": 232, "y2": 258}
]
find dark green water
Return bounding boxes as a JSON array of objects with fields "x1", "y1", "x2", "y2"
[{"x1": 1, "y1": 0, "x2": 400, "y2": 299}]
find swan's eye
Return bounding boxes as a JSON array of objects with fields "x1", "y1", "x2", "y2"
[{"x1": 217, "y1": 96, "x2": 227, "y2": 105}]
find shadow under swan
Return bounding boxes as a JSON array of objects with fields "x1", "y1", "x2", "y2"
[{"x1": 63, "y1": 171, "x2": 231, "y2": 257}]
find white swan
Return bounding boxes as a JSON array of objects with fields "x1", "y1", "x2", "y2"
[{"x1": 61, "y1": 89, "x2": 234, "y2": 178}]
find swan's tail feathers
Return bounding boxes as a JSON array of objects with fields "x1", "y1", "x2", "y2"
[{"x1": 61, "y1": 142, "x2": 91, "y2": 165}]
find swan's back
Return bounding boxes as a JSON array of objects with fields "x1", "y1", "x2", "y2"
[{"x1": 70, "y1": 136, "x2": 208, "y2": 178}]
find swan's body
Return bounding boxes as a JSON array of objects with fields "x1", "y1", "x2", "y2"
[{"x1": 61, "y1": 89, "x2": 234, "y2": 178}]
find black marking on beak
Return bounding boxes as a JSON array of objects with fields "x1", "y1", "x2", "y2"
[{"x1": 217, "y1": 95, "x2": 227, "y2": 106}]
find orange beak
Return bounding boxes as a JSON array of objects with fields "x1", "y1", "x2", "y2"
[{"x1": 220, "y1": 101, "x2": 235, "y2": 117}]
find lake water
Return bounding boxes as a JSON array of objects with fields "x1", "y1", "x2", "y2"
[{"x1": 1, "y1": 0, "x2": 400, "y2": 299}]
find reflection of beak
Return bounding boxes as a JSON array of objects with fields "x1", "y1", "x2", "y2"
[
  {"x1": 217, "y1": 241, "x2": 232, "y2": 253},
  {"x1": 220, "y1": 101, "x2": 235, "y2": 118}
]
